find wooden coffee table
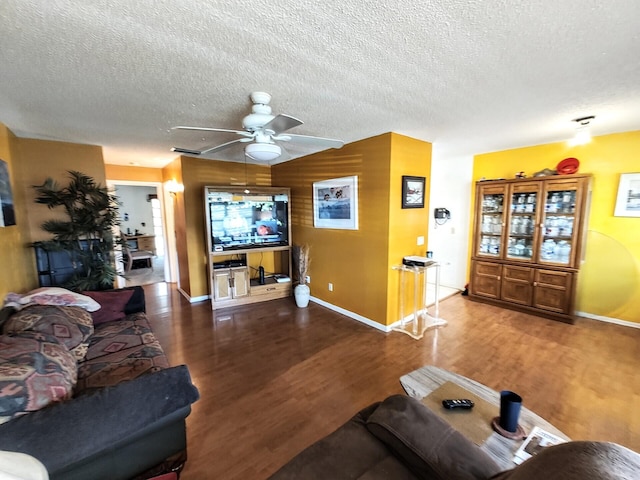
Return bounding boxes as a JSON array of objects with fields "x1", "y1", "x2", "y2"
[{"x1": 399, "y1": 365, "x2": 569, "y2": 470}]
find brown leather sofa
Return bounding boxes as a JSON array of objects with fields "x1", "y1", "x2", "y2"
[{"x1": 269, "y1": 395, "x2": 640, "y2": 480}]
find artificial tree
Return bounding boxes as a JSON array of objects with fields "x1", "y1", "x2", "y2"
[{"x1": 33, "y1": 170, "x2": 120, "y2": 291}]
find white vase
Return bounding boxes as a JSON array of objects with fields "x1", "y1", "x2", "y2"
[{"x1": 294, "y1": 284, "x2": 310, "y2": 308}]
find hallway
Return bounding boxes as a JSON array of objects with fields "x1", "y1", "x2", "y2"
[{"x1": 121, "y1": 255, "x2": 166, "y2": 287}]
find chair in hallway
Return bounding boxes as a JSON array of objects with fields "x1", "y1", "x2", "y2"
[{"x1": 122, "y1": 234, "x2": 154, "y2": 272}]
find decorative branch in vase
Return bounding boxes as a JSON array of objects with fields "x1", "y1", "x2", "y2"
[{"x1": 292, "y1": 244, "x2": 310, "y2": 307}]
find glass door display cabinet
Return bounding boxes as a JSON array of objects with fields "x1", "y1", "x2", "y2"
[
  {"x1": 470, "y1": 175, "x2": 591, "y2": 324},
  {"x1": 476, "y1": 185, "x2": 505, "y2": 259}
]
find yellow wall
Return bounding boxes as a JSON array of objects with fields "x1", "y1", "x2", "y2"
[
  {"x1": 105, "y1": 164, "x2": 163, "y2": 182},
  {"x1": 273, "y1": 133, "x2": 431, "y2": 326},
  {"x1": 163, "y1": 157, "x2": 189, "y2": 293},
  {"x1": 0, "y1": 124, "x2": 37, "y2": 298},
  {"x1": 386, "y1": 134, "x2": 432, "y2": 324},
  {"x1": 473, "y1": 130, "x2": 640, "y2": 323},
  {"x1": 14, "y1": 138, "x2": 106, "y2": 243},
  {"x1": 0, "y1": 130, "x2": 107, "y2": 298}
]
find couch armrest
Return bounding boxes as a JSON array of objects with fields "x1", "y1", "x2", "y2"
[
  {"x1": 366, "y1": 395, "x2": 501, "y2": 480},
  {"x1": 488, "y1": 441, "x2": 640, "y2": 480},
  {"x1": 0, "y1": 365, "x2": 199, "y2": 474}
]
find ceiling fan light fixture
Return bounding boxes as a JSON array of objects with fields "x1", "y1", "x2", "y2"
[{"x1": 245, "y1": 142, "x2": 281, "y2": 161}]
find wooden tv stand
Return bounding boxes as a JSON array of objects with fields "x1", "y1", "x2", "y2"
[{"x1": 204, "y1": 186, "x2": 293, "y2": 310}]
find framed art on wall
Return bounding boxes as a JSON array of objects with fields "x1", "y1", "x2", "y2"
[
  {"x1": 313, "y1": 175, "x2": 358, "y2": 229},
  {"x1": 402, "y1": 175, "x2": 426, "y2": 209},
  {"x1": 0, "y1": 159, "x2": 16, "y2": 227},
  {"x1": 614, "y1": 172, "x2": 640, "y2": 217}
]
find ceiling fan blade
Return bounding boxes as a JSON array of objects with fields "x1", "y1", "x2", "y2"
[
  {"x1": 172, "y1": 138, "x2": 247, "y2": 156},
  {"x1": 284, "y1": 134, "x2": 345, "y2": 149},
  {"x1": 172, "y1": 125, "x2": 251, "y2": 137},
  {"x1": 199, "y1": 138, "x2": 249, "y2": 155},
  {"x1": 262, "y1": 114, "x2": 303, "y2": 134},
  {"x1": 277, "y1": 144, "x2": 292, "y2": 161}
]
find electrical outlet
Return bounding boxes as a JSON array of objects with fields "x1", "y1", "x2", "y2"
[
  {"x1": 417, "y1": 236, "x2": 425, "y2": 246},
  {"x1": 328, "y1": 282, "x2": 333, "y2": 292},
  {"x1": 305, "y1": 275, "x2": 311, "y2": 284}
]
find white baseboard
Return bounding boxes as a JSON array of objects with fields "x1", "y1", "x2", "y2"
[
  {"x1": 309, "y1": 296, "x2": 399, "y2": 332},
  {"x1": 177, "y1": 287, "x2": 209, "y2": 304},
  {"x1": 308, "y1": 299, "x2": 640, "y2": 332},
  {"x1": 576, "y1": 311, "x2": 640, "y2": 329}
]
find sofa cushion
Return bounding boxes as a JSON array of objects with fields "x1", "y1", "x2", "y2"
[
  {"x1": 76, "y1": 312, "x2": 169, "y2": 393},
  {"x1": 82, "y1": 289, "x2": 135, "y2": 325},
  {"x1": 83, "y1": 312, "x2": 159, "y2": 361},
  {"x1": 366, "y1": 395, "x2": 501, "y2": 480},
  {"x1": 489, "y1": 441, "x2": 640, "y2": 480},
  {"x1": 3, "y1": 305, "x2": 94, "y2": 361},
  {"x1": 0, "y1": 332, "x2": 77, "y2": 424},
  {"x1": 268, "y1": 402, "x2": 417, "y2": 479},
  {"x1": 121, "y1": 286, "x2": 146, "y2": 315}
]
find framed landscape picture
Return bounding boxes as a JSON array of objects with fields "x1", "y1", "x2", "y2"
[
  {"x1": 614, "y1": 173, "x2": 640, "y2": 217},
  {"x1": 313, "y1": 175, "x2": 358, "y2": 229},
  {"x1": 402, "y1": 175, "x2": 426, "y2": 209}
]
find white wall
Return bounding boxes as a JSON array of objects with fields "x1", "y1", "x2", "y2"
[
  {"x1": 427, "y1": 148, "x2": 474, "y2": 289},
  {"x1": 116, "y1": 185, "x2": 156, "y2": 236}
]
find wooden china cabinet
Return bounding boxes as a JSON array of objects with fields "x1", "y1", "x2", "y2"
[{"x1": 469, "y1": 174, "x2": 592, "y2": 323}]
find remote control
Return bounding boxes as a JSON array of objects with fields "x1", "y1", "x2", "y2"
[{"x1": 442, "y1": 399, "x2": 474, "y2": 410}]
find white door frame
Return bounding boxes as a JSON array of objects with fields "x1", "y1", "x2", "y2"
[{"x1": 106, "y1": 180, "x2": 177, "y2": 284}]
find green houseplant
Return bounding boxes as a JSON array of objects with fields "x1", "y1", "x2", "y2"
[{"x1": 33, "y1": 170, "x2": 120, "y2": 291}]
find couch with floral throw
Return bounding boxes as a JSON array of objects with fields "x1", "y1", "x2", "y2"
[{"x1": 0, "y1": 286, "x2": 199, "y2": 480}]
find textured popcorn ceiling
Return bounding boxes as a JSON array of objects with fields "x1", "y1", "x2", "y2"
[{"x1": 1, "y1": 1, "x2": 639, "y2": 167}]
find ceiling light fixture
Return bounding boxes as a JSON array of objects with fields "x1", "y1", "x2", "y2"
[
  {"x1": 245, "y1": 142, "x2": 281, "y2": 161},
  {"x1": 568, "y1": 115, "x2": 595, "y2": 147}
]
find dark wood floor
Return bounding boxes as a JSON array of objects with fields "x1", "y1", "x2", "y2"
[{"x1": 143, "y1": 283, "x2": 640, "y2": 479}]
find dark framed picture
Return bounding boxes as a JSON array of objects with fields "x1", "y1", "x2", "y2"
[{"x1": 401, "y1": 176, "x2": 425, "y2": 209}]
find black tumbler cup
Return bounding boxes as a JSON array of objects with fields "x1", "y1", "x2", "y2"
[{"x1": 499, "y1": 390, "x2": 522, "y2": 433}]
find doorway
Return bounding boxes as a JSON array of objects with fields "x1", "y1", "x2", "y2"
[{"x1": 108, "y1": 181, "x2": 169, "y2": 287}]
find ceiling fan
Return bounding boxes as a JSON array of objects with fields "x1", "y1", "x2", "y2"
[{"x1": 171, "y1": 91, "x2": 344, "y2": 162}]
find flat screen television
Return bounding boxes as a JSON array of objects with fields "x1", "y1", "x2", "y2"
[{"x1": 207, "y1": 189, "x2": 290, "y2": 252}]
